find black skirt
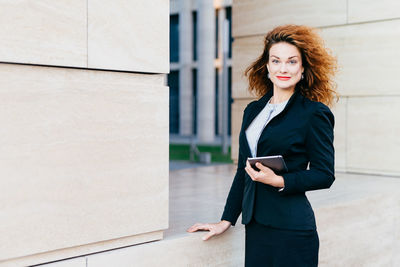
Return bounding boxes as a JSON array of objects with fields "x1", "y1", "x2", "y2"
[{"x1": 245, "y1": 218, "x2": 319, "y2": 267}]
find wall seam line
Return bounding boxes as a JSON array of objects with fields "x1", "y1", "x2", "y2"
[
  {"x1": 233, "y1": 17, "x2": 400, "y2": 39},
  {"x1": 345, "y1": 96, "x2": 348, "y2": 172},
  {"x1": 87, "y1": 0, "x2": 89, "y2": 68}
]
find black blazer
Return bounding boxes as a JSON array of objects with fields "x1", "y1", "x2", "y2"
[{"x1": 221, "y1": 88, "x2": 335, "y2": 230}]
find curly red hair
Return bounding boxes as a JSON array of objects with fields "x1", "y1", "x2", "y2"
[{"x1": 244, "y1": 24, "x2": 339, "y2": 107}]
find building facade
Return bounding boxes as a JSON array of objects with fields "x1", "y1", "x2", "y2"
[{"x1": 169, "y1": 0, "x2": 233, "y2": 144}]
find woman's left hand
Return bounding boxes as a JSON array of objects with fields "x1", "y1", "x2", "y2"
[{"x1": 245, "y1": 160, "x2": 284, "y2": 188}]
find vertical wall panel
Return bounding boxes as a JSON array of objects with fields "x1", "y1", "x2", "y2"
[
  {"x1": 0, "y1": 64, "x2": 168, "y2": 263},
  {"x1": 348, "y1": 0, "x2": 400, "y2": 23},
  {"x1": 321, "y1": 20, "x2": 400, "y2": 96},
  {"x1": 230, "y1": 99, "x2": 251, "y2": 163},
  {"x1": 88, "y1": 0, "x2": 169, "y2": 73},
  {"x1": 347, "y1": 96, "x2": 400, "y2": 175},
  {"x1": 233, "y1": 0, "x2": 347, "y2": 38},
  {"x1": 0, "y1": 0, "x2": 87, "y2": 67},
  {"x1": 331, "y1": 98, "x2": 347, "y2": 172},
  {"x1": 232, "y1": 35, "x2": 264, "y2": 99}
]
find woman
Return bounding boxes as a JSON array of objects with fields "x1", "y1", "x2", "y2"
[{"x1": 187, "y1": 24, "x2": 339, "y2": 266}]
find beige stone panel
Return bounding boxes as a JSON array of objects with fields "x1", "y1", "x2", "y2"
[
  {"x1": 0, "y1": 0, "x2": 86, "y2": 67},
  {"x1": 230, "y1": 99, "x2": 254, "y2": 163},
  {"x1": 88, "y1": 0, "x2": 169, "y2": 73},
  {"x1": 330, "y1": 97, "x2": 346, "y2": 172},
  {"x1": 346, "y1": 96, "x2": 400, "y2": 176},
  {"x1": 348, "y1": 0, "x2": 400, "y2": 23},
  {"x1": 232, "y1": 35, "x2": 264, "y2": 99},
  {"x1": 232, "y1": 0, "x2": 347, "y2": 38},
  {"x1": 317, "y1": 194, "x2": 400, "y2": 266},
  {"x1": 0, "y1": 64, "x2": 168, "y2": 261},
  {"x1": 87, "y1": 229, "x2": 245, "y2": 267},
  {"x1": 321, "y1": 20, "x2": 400, "y2": 96},
  {"x1": 310, "y1": 173, "x2": 400, "y2": 266},
  {"x1": 37, "y1": 257, "x2": 86, "y2": 267},
  {"x1": 1, "y1": 231, "x2": 163, "y2": 267}
]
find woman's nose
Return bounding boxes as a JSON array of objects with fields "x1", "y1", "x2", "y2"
[{"x1": 280, "y1": 63, "x2": 288, "y2": 72}]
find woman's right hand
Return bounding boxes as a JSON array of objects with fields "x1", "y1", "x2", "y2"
[{"x1": 186, "y1": 220, "x2": 232, "y2": 241}]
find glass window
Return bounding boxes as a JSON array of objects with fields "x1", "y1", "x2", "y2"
[
  {"x1": 170, "y1": 15, "x2": 179, "y2": 63},
  {"x1": 228, "y1": 66, "x2": 232, "y2": 135},
  {"x1": 226, "y1": 7, "x2": 232, "y2": 59},
  {"x1": 192, "y1": 68, "x2": 197, "y2": 134},
  {"x1": 215, "y1": 68, "x2": 219, "y2": 135},
  {"x1": 168, "y1": 71, "x2": 179, "y2": 133}
]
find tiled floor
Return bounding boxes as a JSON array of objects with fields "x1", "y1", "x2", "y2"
[{"x1": 167, "y1": 164, "x2": 236, "y2": 238}]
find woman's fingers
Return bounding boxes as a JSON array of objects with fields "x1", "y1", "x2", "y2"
[
  {"x1": 187, "y1": 223, "x2": 210, "y2": 232},
  {"x1": 245, "y1": 160, "x2": 252, "y2": 176},
  {"x1": 187, "y1": 222, "x2": 227, "y2": 241},
  {"x1": 186, "y1": 223, "x2": 199, "y2": 232},
  {"x1": 246, "y1": 160, "x2": 275, "y2": 182},
  {"x1": 245, "y1": 160, "x2": 258, "y2": 180},
  {"x1": 256, "y1": 162, "x2": 272, "y2": 173},
  {"x1": 246, "y1": 159, "x2": 251, "y2": 169},
  {"x1": 202, "y1": 230, "x2": 215, "y2": 241}
]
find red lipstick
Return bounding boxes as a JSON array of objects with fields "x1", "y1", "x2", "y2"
[{"x1": 277, "y1": 76, "x2": 290, "y2": 81}]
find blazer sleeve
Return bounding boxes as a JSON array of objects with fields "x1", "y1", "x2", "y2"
[
  {"x1": 279, "y1": 103, "x2": 335, "y2": 195},
  {"x1": 220, "y1": 102, "x2": 255, "y2": 225}
]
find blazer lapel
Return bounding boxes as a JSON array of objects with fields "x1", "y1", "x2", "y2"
[
  {"x1": 239, "y1": 89, "x2": 273, "y2": 159},
  {"x1": 243, "y1": 89, "x2": 273, "y2": 131},
  {"x1": 239, "y1": 88, "x2": 300, "y2": 159}
]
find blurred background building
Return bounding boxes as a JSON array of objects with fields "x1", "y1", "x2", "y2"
[{"x1": 169, "y1": 0, "x2": 233, "y2": 144}]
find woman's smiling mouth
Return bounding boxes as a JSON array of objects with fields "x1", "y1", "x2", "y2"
[{"x1": 276, "y1": 76, "x2": 291, "y2": 81}]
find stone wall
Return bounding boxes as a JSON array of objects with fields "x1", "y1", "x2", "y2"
[{"x1": 0, "y1": 1, "x2": 169, "y2": 265}]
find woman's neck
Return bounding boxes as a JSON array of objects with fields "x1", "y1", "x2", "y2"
[{"x1": 271, "y1": 87, "x2": 295, "y2": 104}]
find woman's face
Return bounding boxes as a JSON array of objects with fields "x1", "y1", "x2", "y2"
[{"x1": 266, "y1": 42, "x2": 304, "y2": 92}]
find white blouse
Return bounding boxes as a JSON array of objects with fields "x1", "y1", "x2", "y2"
[{"x1": 245, "y1": 98, "x2": 289, "y2": 158}]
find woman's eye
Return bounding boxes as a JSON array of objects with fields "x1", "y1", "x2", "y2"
[
  {"x1": 272, "y1": 59, "x2": 279, "y2": 64},
  {"x1": 289, "y1": 60, "x2": 297, "y2": 64}
]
